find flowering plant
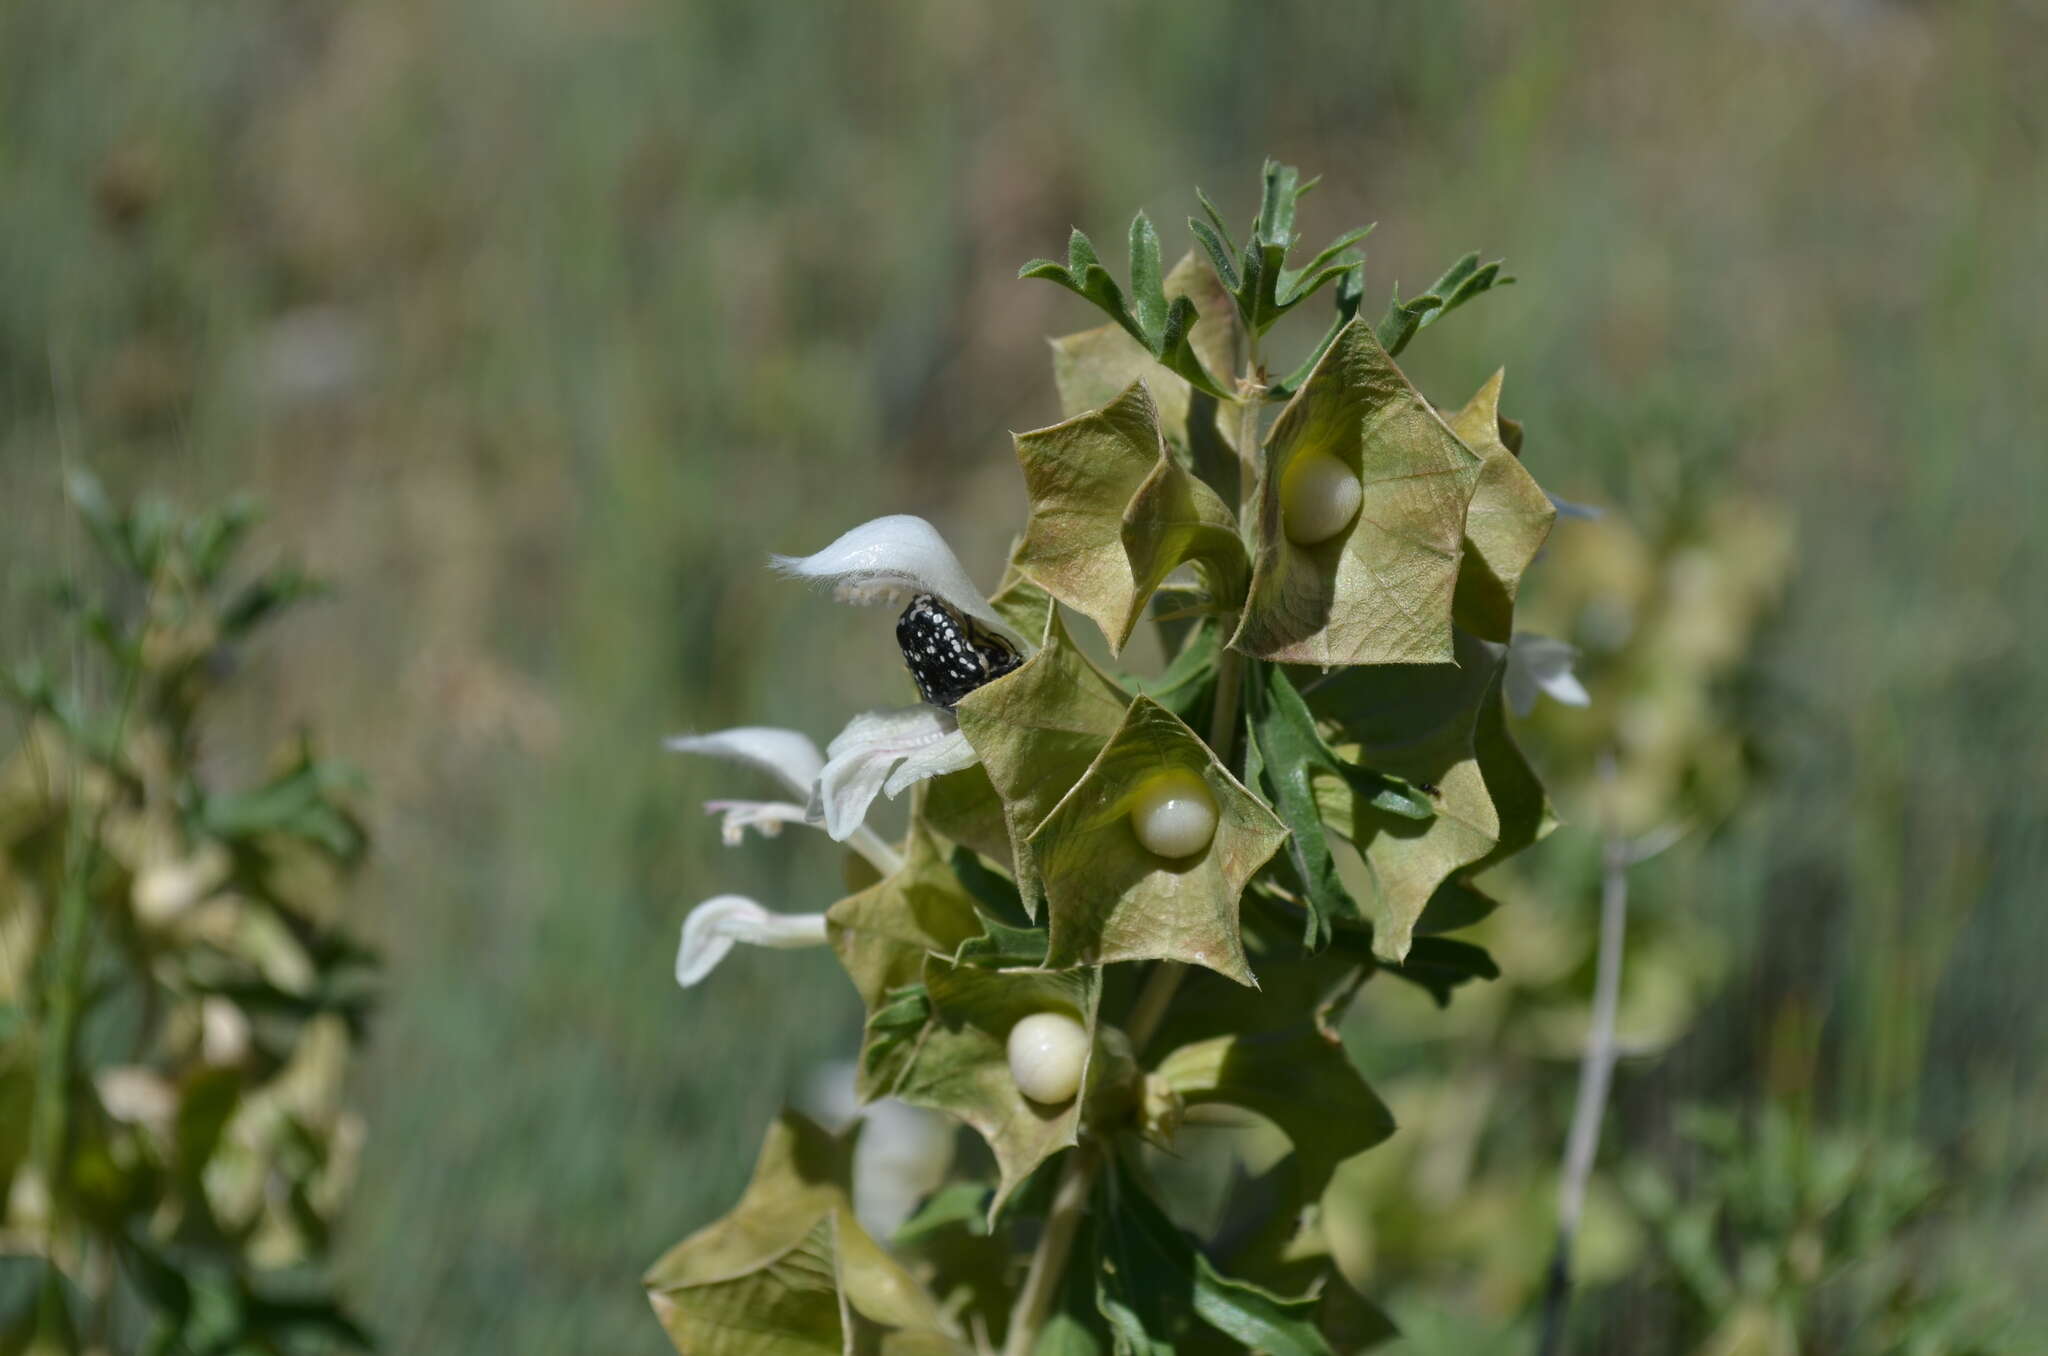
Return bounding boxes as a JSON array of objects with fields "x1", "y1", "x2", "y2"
[
  {"x1": 1, "y1": 478, "x2": 374, "y2": 1353},
  {"x1": 651, "y1": 162, "x2": 1575, "y2": 1354}
]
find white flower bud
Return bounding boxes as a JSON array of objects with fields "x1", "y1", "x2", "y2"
[
  {"x1": 1006, "y1": 1010, "x2": 1090, "y2": 1105},
  {"x1": 1280, "y1": 449, "x2": 1363, "y2": 546},
  {"x1": 1129, "y1": 768, "x2": 1218, "y2": 859}
]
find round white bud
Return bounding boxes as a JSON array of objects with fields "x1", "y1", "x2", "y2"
[
  {"x1": 1280, "y1": 449, "x2": 1363, "y2": 546},
  {"x1": 1129, "y1": 768, "x2": 1218, "y2": 859},
  {"x1": 1006, "y1": 1011, "x2": 1090, "y2": 1105}
]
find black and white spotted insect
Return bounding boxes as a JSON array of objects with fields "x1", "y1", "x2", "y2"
[{"x1": 895, "y1": 594, "x2": 1023, "y2": 708}]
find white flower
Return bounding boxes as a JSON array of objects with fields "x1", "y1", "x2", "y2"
[
  {"x1": 802, "y1": 1061, "x2": 956, "y2": 1241},
  {"x1": 667, "y1": 725, "x2": 900, "y2": 874},
  {"x1": 771, "y1": 513, "x2": 1029, "y2": 652},
  {"x1": 815, "y1": 705, "x2": 979, "y2": 842},
  {"x1": 1505, "y1": 632, "x2": 1592, "y2": 717},
  {"x1": 664, "y1": 726, "x2": 823, "y2": 798},
  {"x1": 675, "y1": 895, "x2": 830, "y2": 987}
]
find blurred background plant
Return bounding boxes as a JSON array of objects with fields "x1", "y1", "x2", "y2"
[
  {"x1": 0, "y1": 480, "x2": 373, "y2": 1353},
  {"x1": 2, "y1": 1, "x2": 2043, "y2": 1351}
]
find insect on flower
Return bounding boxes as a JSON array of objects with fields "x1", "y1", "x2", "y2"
[{"x1": 894, "y1": 593, "x2": 1023, "y2": 709}]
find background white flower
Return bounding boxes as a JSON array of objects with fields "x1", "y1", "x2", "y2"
[
  {"x1": 801, "y1": 1060, "x2": 956, "y2": 1242},
  {"x1": 1505, "y1": 632, "x2": 1593, "y2": 717},
  {"x1": 667, "y1": 725, "x2": 900, "y2": 873}
]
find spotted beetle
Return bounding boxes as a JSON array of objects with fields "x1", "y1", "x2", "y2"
[{"x1": 896, "y1": 594, "x2": 1023, "y2": 708}]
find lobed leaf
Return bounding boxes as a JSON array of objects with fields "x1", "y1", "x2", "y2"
[
  {"x1": 1306, "y1": 630, "x2": 1550, "y2": 960},
  {"x1": 1444, "y1": 371, "x2": 1556, "y2": 641},
  {"x1": 1095, "y1": 1155, "x2": 1335, "y2": 1356},
  {"x1": 892, "y1": 958, "x2": 1100, "y2": 1218},
  {"x1": 644, "y1": 1112, "x2": 959, "y2": 1355},
  {"x1": 953, "y1": 610, "x2": 1133, "y2": 918},
  {"x1": 1013, "y1": 382, "x2": 1247, "y2": 655},
  {"x1": 1152, "y1": 1023, "x2": 1394, "y2": 1204},
  {"x1": 1029, "y1": 697, "x2": 1288, "y2": 984},
  {"x1": 1232, "y1": 319, "x2": 1484, "y2": 667}
]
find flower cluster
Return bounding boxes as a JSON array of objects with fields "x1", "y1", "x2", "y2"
[{"x1": 649, "y1": 161, "x2": 1589, "y2": 1356}]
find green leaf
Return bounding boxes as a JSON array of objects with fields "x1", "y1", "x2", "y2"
[
  {"x1": 1191, "y1": 160, "x2": 1370, "y2": 339},
  {"x1": 1232, "y1": 319, "x2": 1484, "y2": 667},
  {"x1": 827, "y1": 824, "x2": 982, "y2": 1012},
  {"x1": 1014, "y1": 382, "x2": 1247, "y2": 654},
  {"x1": 856, "y1": 985, "x2": 931, "y2": 1101},
  {"x1": 1025, "y1": 227, "x2": 1231, "y2": 399},
  {"x1": 1095, "y1": 1156, "x2": 1334, "y2": 1356},
  {"x1": 199, "y1": 747, "x2": 366, "y2": 863},
  {"x1": 892, "y1": 958, "x2": 1100, "y2": 1217},
  {"x1": 954, "y1": 909, "x2": 1050, "y2": 969},
  {"x1": 1378, "y1": 936, "x2": 1500, "y2": 1007},
  {"x1": 1029, "y1": 696, "x2": 1288, "y2": 984},
  {"x1": 954, "y1": 610, "x2": 1132, "y2": 919},
  {"x1": 1374, "y1": 252, "x2": 1511, "y2": 358},
  {"x1": 644, "y1": 1112, "x2": 959, "y2": 1355},
  {"x1": 1130, "y1": 619, "x2": 1220, "y2": 724},
  {"x1": 892, "y1": 1182, "x2": 991, "y2": 1247},
  {"x1": 1306, "y1": 630, "x2": 1550, "y2": 960},
  {"x1": 1414, "y1": 878, "x2": 1501, "y2": 935},
  {"x1": 1248, "y1": 664, "x2": 1355, "y2": 949},
  {"x1": 1152, "y1": 1022, "x2": 1394, "y2": 1203},
  {"x1": 1445, "y1": 371, "x2": 1556, "y2": 641}
]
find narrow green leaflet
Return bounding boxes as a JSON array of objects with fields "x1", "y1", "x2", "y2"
[
  {"x1": 892, "y1": 957, "x2": 1100, "y2": 1218},
  {"x1": 954, "y1": 610, "x2": 1132, "y2": 918},
  {"x1": 1152, "y1": 1023, "x2": 1395, "y2": 1203},
  {"x1": 1445, "y1": 370, "x2": 1555, "y2": 641},
  {"x1": 1029, "y1": 697, "x2": 1287, "y2": 984},
  {"x1": 644, "y1": 1112, "x2": 960, "y2": 1355},
  {"x1": 1233, "y1": 319, "x2": 1483, "y2": 667},
  {"x1": 1095, "y1": 1156, "x2": 1334, "y2": 1356},
  {"x1": 1305, "y1": 631, "x2": 1523, "y2": 960},
  {"x1": 856, "y1": 984, "x2": 931, "y2": 1101},
  {"x1": 1250, "y1": 665, "x2": 1352, "y2": 949},
  {"x1": 1373, "y1": 252, "x2": 1512, "y2": 358},
  {"x1": 1051, "y1": 251, "x2": 1241, "y2": 451},
  {"x1": 1021, "y1": 220, "x2": 1230, "y2": 399},
  {"x1": 1013, "y1": 382, "x2": 1247, "y2": 654},
  {"x1": 954, "y1": 910, "x2": 1050, "y2": 969},
  {"x1": 1189, "y1": 159, "x2": 1370, "y2": 338},
  {"x1": 826, "y1": 824, "x2": 982, "y2": 1011}
]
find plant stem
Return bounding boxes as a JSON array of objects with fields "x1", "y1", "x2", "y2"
[
  {"x1": 1002, "y1": 296, "x2": 1268, "y2": 1356},
  {"x1": 1000, "y1": 1142, "x2": 1098, "y2": 1356},
  {"x1": 1537, "y1": 753, "x2": 1631, "y2": 1356}
]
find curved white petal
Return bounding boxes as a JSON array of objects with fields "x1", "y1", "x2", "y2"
[
  {"x1": 703, "y1": 799, "x2": 810, "y2": 845},
  {"x1": 816, "y1": 705, "x2": 979, "y2": 841},
  {"x1": 675, "y1": 895, "x2": 829, "y2": 987},
  {"x1": 770, "y1": 514, "x2": 1026, "y2": 649},
  {"x1": 664, "y1": 726, "x2": 824, "y2": 800},
  {"x1": 1506, "y1": 633, "x2": 1591, "y2": 717}
]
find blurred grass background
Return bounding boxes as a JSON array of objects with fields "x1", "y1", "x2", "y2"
[{"x1": 3, "y1": 0, "x2": 2043, "y2": 1350}]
